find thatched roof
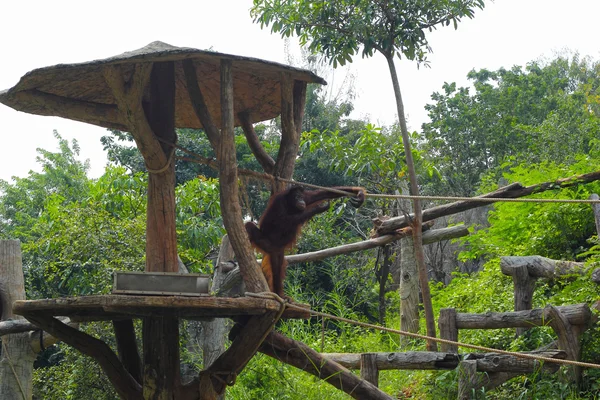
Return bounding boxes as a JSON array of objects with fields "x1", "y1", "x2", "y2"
[{"x1": 0, "y1": 41, "x2": 326, "y2": 130}]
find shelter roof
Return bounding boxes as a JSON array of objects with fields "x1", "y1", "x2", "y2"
[{"x1": 0, "y1": 41, "x2": 326, "y2": 130}]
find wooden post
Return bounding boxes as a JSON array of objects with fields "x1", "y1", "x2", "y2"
[
  {"x1": 511, "y1": 265, "x2": 536, "y2": 336},
  {"x1": 591, "y1": 194, "x2": 600, "y2": 236},
  {"x1": 141, "y1": 61, "x2": 181, "y2": 400},
  {"x1": 544, "y1": 305, "x2": 582, "y2": 385},
  {"x1": 438, "y1": 308, "x2": 458, "y2": 353},
  {"x1": 0, "y1": 240, "x2": 36, "y2": 400},
  {"x1": 200, "y1": 236, "x2": 234, "y2": 400},
  {"x1": 360, "y1": 353, "x2": 379, "y2": 387},
  {"x1": 457, "y1": 359, "x2": 480, "y2": 400},
  {"x1": 399, "y1": 234, "x2": 420, "y2": 341}
]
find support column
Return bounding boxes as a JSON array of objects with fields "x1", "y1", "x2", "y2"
[{"x1": 141, "y1": 61, "x2": 181, "y2": 400}]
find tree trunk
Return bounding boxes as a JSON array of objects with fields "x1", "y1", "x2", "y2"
[
  {"x1": 0, "y1": 240, "x2": 35, "y2": 400},
  {"x1": 384, "y1": 54, "x2": 436, "y2": 350}
]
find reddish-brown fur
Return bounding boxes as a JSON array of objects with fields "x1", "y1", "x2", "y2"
[{"x1": 245, "y1": 186, "x2": 365, "y2": 297}]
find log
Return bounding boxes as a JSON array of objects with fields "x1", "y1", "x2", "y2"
[
  {"x1": 467, "y1": 350, "x2": 564, "y2": 373},
  {"x1": 501, "y1": 256, "x2": 587, "y2": 279},
  {"x1": 322, "y1": 351, "x2": 459, "y2": 370},
  {"x1": 286, "y1": 220, "x2": 450, "y2": 264},
  {"x1": 260, "y1": 332, "x2": 395, "y2": 400},
  {"x1": 322, "y1": 350, "x2": 564, "y2": 373},
  {"x1": 0, "y1": 316, "x2": 71, "y2": 336},
  {"x1": 544, "y1": 305, "x2": 581, "y2": 384},
  {"x1": 455, "y1": 304, "x2": 591, "y2": 329},
  {"x1": 375, "y1": 170, "x2": 600, "y2": 236}
]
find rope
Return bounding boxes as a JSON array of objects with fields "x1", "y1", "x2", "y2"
[
  {"x1": 2, "y1": 341, "x2": 27, "y2": 400},
  {"x1": 155, "y1": 138, "x2": 600, "y2": 204},
  {"x1": 282, "y1": 302, "x2": 600, "y2": 370},
  {"x1": 368, "y1": 193, "x2": 600, "y2": 204},
  {"x1": 146, "y1": 135, "x2": 178, "y2": 174}
]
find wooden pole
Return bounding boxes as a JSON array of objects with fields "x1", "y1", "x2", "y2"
[
  {"x1": 457, "y1": 359, "x2": 480, "y2": 400},
  {"x1": 0, "y1": 240, "x2": 36, "y2": 400},
  {"x1": 141, "y1": 61, "x2": 181, "y2": 400},
  {"x1": 590, "y1": 194, "x2": 600, "y2": 236},
  {"x1": 438, "y1": 308, "x2": 458, "y2": 353},
  {"x1": 360, "y1": 353, "x2": 379, "y2": 387}
]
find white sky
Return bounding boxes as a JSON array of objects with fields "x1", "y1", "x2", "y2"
[{"x1": 1, "y1": 0, "x2": 599, "y2": 182}]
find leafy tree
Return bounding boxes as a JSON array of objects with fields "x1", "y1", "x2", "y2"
[
  {"x1": 422, "y1": 55, "x2": 600, "y2": 196},
  {"x1": 251, "y1": 0, "x2": 486, "y2": 345},
  {"x1": 0, "y1": 131, "x2": 89, "y2": 242}
]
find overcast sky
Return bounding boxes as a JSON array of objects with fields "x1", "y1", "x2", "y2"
[{"x1": 1, "y1": 0, "x2": 599, "y2": 182}]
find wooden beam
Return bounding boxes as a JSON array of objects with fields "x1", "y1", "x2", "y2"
[
  {"x1": 10, "y1": 90, "x2": 126, "y2": 130},
  {"x1": 375, "y1": 170, "x2": 600, "y2": 236},
  {"x1": 216, "y1": 224, "x2": 464, "y2": 294},
  {"x1": 292, "y1": 80, "x2": 307, "y2": 137},
  {"x1": 218, "y1": 59, "x2": 269, "y2": 294},
  {"x1": 238, "y1": 111, "x2": 275, "y2": 174},
  {"x1": 140, "y1": 61, "x2": 180, "y2": 400},
  {"x1": 103, "y1": 63, "x2": 167, "y2": 171},
  {"x1": 23, "y1": 313, "x2": 142, "y2": 400},
  {"x1": 455, "y1": 303, "x2": 591, "y2": 329},
  {"x1": 259, "y1": 332, "x2": 395, "y2": 400},
  {"x1": 501, "y1": 256, "x2": 587, "y2": 279},
  {"x1": 113, "y1": 320, "x2": 142, "y2": 384},
  {"x1": 182, "y1": 59, "x2": 221, "y2": 152},
  {"x1": 322, "y1": 350, "x2": 564, "y2": 372},
  {"x1": 273, "y1": 73, "x2": 298, "y2": 191},
  {"x1": 0, "y1": 316, "x2": 71, "y2": 336},
  {"x1": 203, "y1": 310, "x2": 281, "y2": 394}
]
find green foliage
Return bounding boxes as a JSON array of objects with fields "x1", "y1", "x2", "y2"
[
  {"x1": 460, "y1": 158, "x2": 600, "y2": 262},
  {"x1": 252, "y1": 0, "x2": 485, "y2": 66},
  {"x1": 175, "y1": 177, "x2": 225, "y2": 272},
  {"x1": 422, "y1": 55, "x2": 600, "y2": 196}
]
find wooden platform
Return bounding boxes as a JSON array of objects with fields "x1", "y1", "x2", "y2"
[{"x1": 12, "y1": 295, "x2": 310, "y2": 321}]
